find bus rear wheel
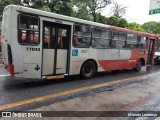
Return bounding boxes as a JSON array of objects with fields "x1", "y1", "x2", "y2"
[
  {"x1": 133, "y1": 60, "x2": 142, "y2": 71},
  {"x1": 81, "y1": 61, "x2": 96, "y2": 79}
]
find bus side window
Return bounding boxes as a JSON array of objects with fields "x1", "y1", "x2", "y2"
[
  {"x1": 92, "y1": 27, "x2": 110, "y2": 48},
  {"x1": 139, "y1": 36, "x2": 147, "y2": 50},
  {"x1": 112, "y1": 31, "x2": 121, "y2": 49},
  {"x1": 43, "y1": 37, "x2": 48, "y2": 48},
  {"x1": 126, "y1": 33, "x2": 138, "y2": 49},
  {"x1": 73, "y1": 24, "x2": 91, "y2": 48},
  {"x1": 19, "y1": 30, "x2": 26, "y2": 43},
  {"x1": 58, "y1": 29, "x2": 68, "y2": 49},
  {"x1": 18, "y1": 14, "x2": 40, "y2": 45},
  {"x1": 111, "y1": 31, "x2": 126, "y2": 49},
  {"x1": 73, "y1": 32, "x2": 80, "y2": 46}
]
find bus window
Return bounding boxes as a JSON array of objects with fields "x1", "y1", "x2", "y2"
[
  {"x1": 119, "y1": 32, "x2": 126, "y2": 48},
  {"x1": 92, "y1": 27, "x2": 111, "y2": 48},
  {"x1": 126, "y1": 33, "x2": 138, "y2": 49},
  {"x1": 18, "y1": 14, "x2": 40, "y2": 45},
  {"x1": 58, "y1": 29, "x2": 68, "y2": 49},
  {"x1": 112, "y1": 31, "x2": 126, "y2": 49},
  {"x1": 139, "y1": 36, "x2": 147, "y2": 50},
  {"x1": 73, "y1": 24, "x2": 91, "y2": 48},
  {"x1": 43, "y1": 26, "x2": 56, "y2": 49}
]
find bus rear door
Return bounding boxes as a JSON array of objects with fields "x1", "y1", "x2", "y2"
[
  {"x1": 42, "y1": 21, "x2": 71, "y2": 77},
  {"x1": 147, "y1": 39, "x2": 155, "y2": 65}
]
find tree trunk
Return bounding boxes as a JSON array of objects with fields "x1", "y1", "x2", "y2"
[{"x1": 92, "y1": 11, "x2": 96, "y2": 22}]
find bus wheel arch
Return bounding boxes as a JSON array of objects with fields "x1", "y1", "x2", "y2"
[
  {"x1": 80, "y1": 59, "x2": 97, "y2": 79},
  {"x1": 133, "y1": 58, "x2": 145, "y2": 71}
]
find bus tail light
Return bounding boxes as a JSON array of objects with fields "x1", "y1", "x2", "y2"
[
  {"x1": 6, "y1": 64, "x2": 14, "y2": 77},
  {"x1": 7, "y1": 44, "x2": 13, "y2": 64},
  {"x1": 7, "y1": 44, "x2": 14, "y2": 77}
]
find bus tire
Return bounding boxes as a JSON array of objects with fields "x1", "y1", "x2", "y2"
[
  {"x1": 80, "y1": 61, "x2": 96, "y2": 79},
  {"x1": 133, "y1": 59, "x2": 142, "y2": 71}
]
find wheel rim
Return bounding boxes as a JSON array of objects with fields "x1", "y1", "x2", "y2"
[
  {"x1": 84, "y1": 64, "x2": 92, "y2": 74},
  {"x1": 137, "y1": 61, "x2": 142, "y2": 69},
  {"x1": 81, "y1": 61, "x2": 96, "y2": 78}
]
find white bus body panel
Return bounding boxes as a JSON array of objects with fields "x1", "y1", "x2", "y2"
[
  {"x1": 2, "y1": 6, "x2": 11, "y2": 65},
  {"x1": 2, "y1": 6, "x2": 24, "y2": 77},
  {"x1": 2, "y1": 5, "x2": 43, "y2": 78},
  {"x1": 23, "y1": 46, "x2": 42, "y2": 78},
  {"x1": 70, "y1": 48, "x2": 89, "y2": 75},
  {"x1": 56, "y1": 49, "x2": 67, "y2": 74},
  {"x1": 119, "y1": 50, "x2": 131, "y2": 60},
  {"x1": 42, "y1": 49, "x2": 55, "y2": 75},
  {"x1": 69, "y1": 48, "x2": 132, "y2": 75}
]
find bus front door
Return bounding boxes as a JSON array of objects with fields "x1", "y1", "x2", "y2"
[
  {"x1": 147, "y1": 39, "x2": 155, "y2": 65},
  {"x1": 42, "y1": 21, "x2": 71, "y2": 76}
]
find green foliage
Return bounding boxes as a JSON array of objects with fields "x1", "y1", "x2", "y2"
[
  {"x1": 0, "y1": 0, "x2": 21, "y2": 15},
  {"x1": 49, "y1": 0, "x2": 74, "y2": 16},
  {"x1": 30, "y1": 0, "x2": 74, "y2": 16},
  {"x1": 96, "y1": 13, "x2": 107, "y2": 24},
  {"x1": 106, "y1": 16, "x2": 127, "y2": 28},
  {"x1": 117, "y1": 18, "x2": 127, "y2": 28},
  {"x1": 142, "y1": 21, "x2": 160, "y2": 34},
  {"x1": 106, "y1": 16, "x2": 119, "y2": 26},
  {"x1": 73, "y1": 0, "x2": 111, "y2": 22},
  {"x1": 126, "y1": 22, "x2": 145, "y2": 32},
  {"x1": 142, "y1": 21, "x2": 160, "y2": 48},
  {"x1": 0, "y1": 0, "x2": 74, "y2": 16},
  {"x1": 72, "y1": 0, "x2": 92, "y2": 21}
]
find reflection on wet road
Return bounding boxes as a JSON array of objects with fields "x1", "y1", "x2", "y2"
[{"x1": 0, "y1": 65, "x2": 160, "y2": 111}]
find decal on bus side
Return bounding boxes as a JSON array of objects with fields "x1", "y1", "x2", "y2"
[
  {"x1": 138, "y1": 51, "x2": 145, "y2": 55},
  {"x1": 26, "y1": 47, "x2": 40, "y2": 51},
  {"x1": 72, "y1": 49, "x2": 78, "y2": 56}
]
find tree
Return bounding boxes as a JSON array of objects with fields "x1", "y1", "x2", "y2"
[
  {"x1": 0, "y1": 0, "x2": 74, "y2": 16},
  {"x1": 142, "y1": 21, "x2": 160, "y2": 34},
  {"x1": 106, "y1": 16, "x2": 127, "y2": 28},
  {"x1": 96, "y1": 13, "x2": 108, "y2": 24},
  {"x1": 72, "y1": 0, "x2": 92, "y2": 20},
  {"x1": 126, "y1": 22, "x2": 145, "y2": 32},
  {"x1": 106, "y1": 16, "x2": 119, "y2": 26},
  {"x1": 109, "y1": 1, "x2": 126, "y2": 18},
  {"x1": 47, "y1": 0, "x2": 74, "y2": 16},
  {"x1": 74, "y1": 0, "x2": 111, "y2": 22},
  {"x1": 118, "y1": 18, "x2": 127, "y2": 28},
  {"x1": 0, "y1": 0, "x2": 21, "y2": 15},
  {"x1": 23, "y1": 0, "x2": 74, "y2": 16},
  {"x1": 88, "y1": 0, "x2": 111, "y2": 22}
]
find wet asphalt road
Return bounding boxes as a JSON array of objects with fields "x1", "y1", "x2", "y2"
[{"x1": 0, "y1": 65, "x2": 160, "y2": 111}]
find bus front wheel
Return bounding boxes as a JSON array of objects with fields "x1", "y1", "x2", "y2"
[
  {"x1": 81, "y1": 61, "x2": 96, "y2": 79},
  {"x1": 133, "y1": 60, "x2": 142, "y2": 71}
]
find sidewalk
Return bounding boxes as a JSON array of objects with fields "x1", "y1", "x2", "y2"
[{"x1": 29, "y1": 72, "x2": 160, "y2": 120}]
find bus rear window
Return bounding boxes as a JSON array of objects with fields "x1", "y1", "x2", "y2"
[{"x1": 18, "y1": 14, "x2": 40, "y2": 45}]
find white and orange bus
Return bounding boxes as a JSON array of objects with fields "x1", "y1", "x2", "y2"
[{"x1": 1, "y1": 5, "x2": 157, "y2": 79}]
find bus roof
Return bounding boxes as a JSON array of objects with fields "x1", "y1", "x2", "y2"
[
  {"x1": 4, "y1": 5, "x2": 158, "y2": 39},
  {"x1": 5, "y1": 5, "x2": 109, "y2": 28}
]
